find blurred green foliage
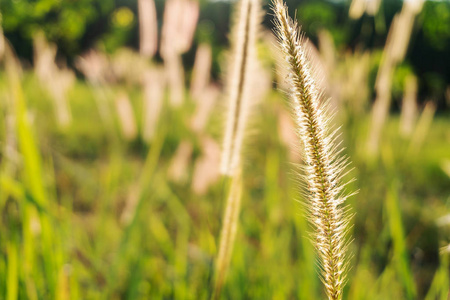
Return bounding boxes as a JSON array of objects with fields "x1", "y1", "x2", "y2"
[
  {"x1": 101, "y1": 7, "x2": 136, "y2": 53},
  {"x1": 0, "y1": 1, "x2": 449, "y2": 297},
  {"x1": 297, "y1": 1, "x2": 348, "y2": 47},
  {"x1": 392, "y1": 63, "x2": 414, "y2": 98},
  {"x1": 1, "y1": 0, "x2": 450, "y2": 108},
  {"x1": 0, "y1": 70, "x2": 449, "y2": 299},
  {"x1": 1, "y1": 0, "x2": 114, "y2": 56},
  {"x1": 421, "y1": 0, "x2": 450, "y2": 51}
]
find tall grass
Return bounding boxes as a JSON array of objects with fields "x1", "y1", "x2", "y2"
[
  {"x1": 366, "y1": 0, "x2": 422, "y2": 156},
  {"x1": 213, "y1": 0, "x2": 261, "y2": 297},
  {"x1": 0, "y1": 1, "x2": 448, "y2": 299},
  {"x1": 220, "y1": 0, "x2": 260, "y2": 176},
  {"x1": 4, "y1": 40, "x2": 65, "y2": 299},
  {"x1": 212, "y1": 171, "x2": 243, "y2": 299},
  {"x1": 272, "y1": 1, "x2": 354, "y2": 298}
]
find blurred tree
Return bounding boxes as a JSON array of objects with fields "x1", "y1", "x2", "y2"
[
  {"x1": 297, "y1": 2, "x2": 337, "y2": 34},
  {"x1": 0, "y1": 0, "x2": 449, "y2": 110},
  {"x1": 410, "y1": 1, "x2": 450, "y2": 108},
  {"x1": 1, "y1": 0, "x2": 114, "y2": 58},
  {"x1": 296, "y1": 1, "x2": 350, "y2": 48},
  {"x1": 392, "y1": 63, "x2": 414, "y2": 99},
  {"x1": 100, "y1": 7, "x2": 136, "y2": 53},
  {"x1": 421, "y1": 1, "x2": 450, "y2": 52}
]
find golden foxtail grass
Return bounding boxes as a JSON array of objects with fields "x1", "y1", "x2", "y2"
[
  {"x1": 4, "y1": 40, "x2": 68, "y2": 300},
  {"x1": 366, "y1": 0, "x2": 423, "y2": 156},
  {"x1": 220, "y1": 0, "x2": 260, "y2": 176},
  {"x1": 408, "y1": 100, "x2": 436, "y2": 156},
  {"x1": 399, "y1": 74, "x2": 418, "y2": 137},
  {"x1": 213, "y1": 0, "x2": 260, "y2": 298},
  {"x1": 272, "y1": 1, "x2": 354, "y2": 299},
  {"x1": 138, "y1": 0, "x2": 158, "y2": 58}
]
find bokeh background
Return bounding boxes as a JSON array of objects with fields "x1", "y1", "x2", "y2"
[{"x1": 0, "y1": 0, "x2": 449, "y2": 299}]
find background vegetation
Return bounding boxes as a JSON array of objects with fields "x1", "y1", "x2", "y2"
[{"x1": 0, "y1": 0, "x2": 449, "y2": 299}]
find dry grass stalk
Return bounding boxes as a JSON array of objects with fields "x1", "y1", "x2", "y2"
[
  {"x1": 349, "y1": 0, "x2": 366, "y2": 19},
  {"x1": 340, "y1": 51, "x2": 371, "y2": 115},
  {"x1": 76, "y1": 50, "x2": 119, "y2": 132},
  {"x1": 367, "y1": 0, "x2": 423, "y2": 156},
  {"x1": 349, "y1": 0, "x2": 381, "y2": 19},
  {"x1": 110, "y1": 49, "x2": 151, "y2": 84},
  {"x1": 190, "y1": 84, "x2": 220, "y2": 133},
  {"x1": 164, "y1": 52, "x2": 185, "y2": 107},
  {"x1": 211, "y1": 170, "x2": 242, "y2": 300},
  {"x1": 160, "y1": 0, "x2": 199, "y2": 57},
  {"x1": 142, "y1": 69, "x2": 165, "y2": 142},
  {"x1": 120, "y1": 183, "x2": 140, "y2": 226},
  {"x1": 318, "y1": 30, "x2": 336, "y2": 77},
  {"x1": 190, "y1": 44, "x2": 212, "y2": 100},
  {"x1": 212, "y1": 1, "x2": 261, "y2": 297},
  {"x1": 160, "y1": 0, "x2": 182, "y2": 57},
  {"x1": 49, "y1": 69, "x2": 75, "y2": 127},
  {"x1": 33, "y1": 32, "x2": 57, "y2": 83},
  {"x1": 160, "y1": 0, "x2": 199, "y2": 107},
  {"x1": 178, "y1": 0, "x2": 200, "y2": 53},
  {"x1": 79, "y1": 49, "x2": 150, "y2": 85},
  {"x1": 365, "y1": 0, "x2": 381, "y2": 16},
  {"x1": 34, "y1": 33, "x2": 74, "y2": 127},
  {"x1": 115, "y1": 92, "x2": 138, "y2": 140},
  {"x1": 389, "y1": 7, "x2": 418, "y2": 63},
  {"x1": 168, "y1": 140, "x2": 193, "y2": 183},
  {"x1": 138, "y1": 0, "x2": 158, "y2": 58},
  {"x1": 408, "y1": 101, "x2": 436, "y2": 155},
  {"x1": 220, "y1": 0, "x2": 260, "y2": 176},
  {"x1": 399, "y1": 74, "x2": 418, "y2": 137},
  {"x1": 191, "y1": 137, "x2": 221, "y2": 195},
  {"x1": 272, "y1": 1, "x2": 354, "y2": 299},
  {"x1": 75, "y1": 50, "x2": 109, "y2": 85},
  {"x1": 317, "y1": 30, "x2": 371, "y2": 115}
]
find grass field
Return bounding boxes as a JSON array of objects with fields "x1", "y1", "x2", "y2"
[{"x1": 0, "y1": 67, "x2": 449, "y2": 299}]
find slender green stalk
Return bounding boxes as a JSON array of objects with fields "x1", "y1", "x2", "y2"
[
  {"x1": 5, "y1": 39, "x2": 65, "y2": 300},
  {"x1": 6, "y1": 240, "x2": 18, "y2": 300},
  {"x1": 212, "y1": 171, "x2": 242, "y2": 300},
  {"x1": 272, "y1": 1, "x2": 354, "y2": 299},
  {"x1": 385, "y1": 183, "x2": 417, "y2": 298}
]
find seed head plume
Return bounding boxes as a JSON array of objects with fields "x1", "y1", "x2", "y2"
[
  {"x1": 272, "y1": 1, "x2": 354, "y2": 299},
  {"x1": 213, "y1": 0, "x2": 261, "y2": 298},
  {"x1": 221, "y1": 0, "x2": 260, "y2": 176}
]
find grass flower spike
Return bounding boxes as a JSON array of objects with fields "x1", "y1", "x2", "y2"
[
  {"x1": 213, "y1": 0, "x2": 260, "y2": 298},
  {"x1": 221, "y1": 0, "x2": 259, "y2": 176},
  {"x1": 272, "y1": 1, "x2": 354, "y2": 299}
]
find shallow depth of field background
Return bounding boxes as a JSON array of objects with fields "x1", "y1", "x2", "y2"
[{"x1": 0, "y1": 0, "x2": 449, "y2": 299}]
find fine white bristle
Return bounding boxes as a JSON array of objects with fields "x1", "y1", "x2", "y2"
[{"x1": 272, "y1": 1, "x2": 355, "y2": 299}]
